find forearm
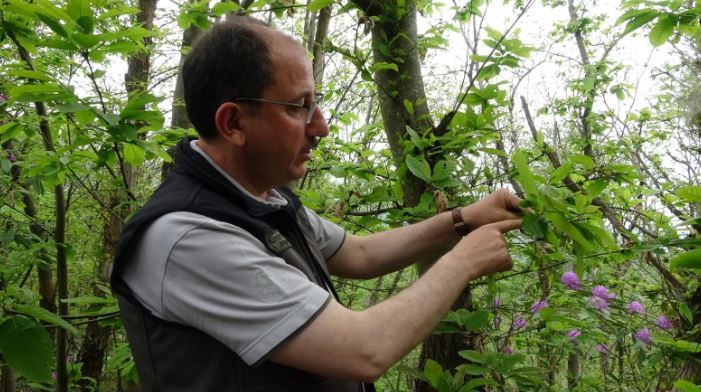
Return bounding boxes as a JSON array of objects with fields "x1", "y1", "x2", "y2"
[
  {"x1": 271, "y1": 251, "x2": 473, "y2": 382},
  {"x1": 271, "y1": 219, "x2": 518, "y2": 381},
  {"x1": 330, "y1": 210, "x2": 459, "y2": 278},
  {"x1": 357, "y1": 251, "x2": 472, "y2": 373}
]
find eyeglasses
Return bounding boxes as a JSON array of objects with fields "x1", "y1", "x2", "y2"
[{"x1": 234, "y1": 93, "x2": 323, "y2": 125}]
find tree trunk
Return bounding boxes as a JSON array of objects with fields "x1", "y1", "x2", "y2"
[
  {"x1": 0, "y1": 359, "x2": 13, "y2": 392},
  {"x1": 78, "y1": 0, "x2": 158, "y2": 388},
  {"x1": 162, "y1": 9, "x2": 202, "y2": 178},
  {"x1": 4, "y1": 140, "x2": 56, "y2": 326},
  {"x1": 312, "y1": 5, "x2": 332, "y2": 86},
  {"x1": 349, "y1": 2, "x2": 477, "y2": 390},
  {"x1": 567, "y1": 349, "x2": 579, "y2": 390}
]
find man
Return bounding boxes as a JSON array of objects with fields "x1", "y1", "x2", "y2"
[{"x1": 111, "y1": 16, "x2": 523, "y2": 392}]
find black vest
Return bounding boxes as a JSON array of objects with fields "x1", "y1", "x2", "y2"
[{"x1": 112, "y1": 139, "x2": 371, "y2": 392}]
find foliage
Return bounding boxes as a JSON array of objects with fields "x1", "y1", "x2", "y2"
[{"x1": 0, "y1": 0, "x2": 699, "y2": 390}]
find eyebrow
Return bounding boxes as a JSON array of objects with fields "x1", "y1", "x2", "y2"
[{"x1": 288, "y1": 92, "x2": 312, "y2": 102}]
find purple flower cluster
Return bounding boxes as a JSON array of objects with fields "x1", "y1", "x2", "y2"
[
  {"x1": 589, "y1": 285, "x2": 615, "y2": 310},
  {"x1": 530, "y1": 300, "x2": 549, "y2": 314},
  {"x1": 589, "y1": 296, "x2": 609, "y2": 310},
  {"x1": 567, "y1": 329, "x2": 581, "y2": 342},
  {"x1": 8, "y1": 152, "x2": 16, "y2": 162},
  {"x1": 561, "y1": 271, "x2": 580, "y2": 290},
  {"x1": 513, "y1": 316, "x2": 527, "y2": 330},
  {"x1": 626, "y1": 301, "x2": 644, "y2": 314},
  {"x1": 592, "y1": 285, "x2": 616, "y2": 300},
  {"x1": 635, "y1": 328, "x2": 652, "y2": 345},
  {"x1": 655, "y1": 316, "x2": 673, "y2": 330},
  {"x1": 0, "y1": 94, "x2": 7, "y2": 104},
  {"x1": 594, "y1": 343, "x2": 608, "y2": 355},
  {"x1": 502, "y1": 346, "x2": 513, "y2": 355}
]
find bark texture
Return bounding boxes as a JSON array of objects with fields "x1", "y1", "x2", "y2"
[{"x1": 348, "y1": 2, "x2": 476, "y2": 390}]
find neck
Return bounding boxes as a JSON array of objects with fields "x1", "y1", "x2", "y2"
[{"x1": 196, "y1": 139, "x2": 270, "y2": 199}]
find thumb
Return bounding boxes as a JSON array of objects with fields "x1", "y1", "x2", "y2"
[{"x1": 489, "y1": 218, "x2": 522, "y2": 234}]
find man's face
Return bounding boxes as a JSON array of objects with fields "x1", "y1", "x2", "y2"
[{"x1": 240, "y1": 36, "x2": 329, "y2": 190}]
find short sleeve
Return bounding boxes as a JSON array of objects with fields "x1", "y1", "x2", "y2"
[
  {"x1": 122, "y1": 212, "x2": 331, "y2": 365},
  {"x1": 302, "y1": 207, "x2": 346, "y2": 260}
]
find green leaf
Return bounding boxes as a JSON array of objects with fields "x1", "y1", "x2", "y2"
[
  {"x1": 370, "y1": 62, "x2": 399, "y2": 73},
  {"x1": 0, "y1": 123, "x2": 24, "y2": 145},
  {"x1": 619, "y1": 11, "x2": 659, "y2": 36},
  {"x1": 656, "y1": 336, "x2": 701, "y2": 353},
  {"x1": 679, "y1": 302, "x2": 693, "y2": 324},
  {"x1": 9, "y1": 83, "x2": 73, "y2": 102},
  {"x1": 1, "y1": 159, "x2": 12, "y2": 174},
  {"x1": 458, "y1": 363, "x2": 488, "y2": 375},
  {"x1": 406, "y1": 155, "x2": 431, "y2": 183},
  {"x1": 584, "y1": 178, "x2": 609, "y2": 199},
  {"x1": 676, "y1": 185, "x2": 701, "y2": 202},
  {"x1": 458, "y1": 350, "x2": 485, "y2": 364},
  {"x1": 460, "y1": 378, "x2": 499, "y2": 391},
  {"x1": 71, "y1": 32, "x2": 102, "y2": 49},
  {"x1": 0, "y1": 317, "x2": 53, "y2": 383},
  {"x1": 308, "y1": 0, "x2": 334, "y2": 12},
  {"x1": 476, "y1": 63, "x2": 499, "y2": 81},
  {"x1": 479, "y1": 147, "x2": 508, "y2": 157},
  {"x1": 423, "y1": 359, "x2": 443, "y2": 387},
  {"x1": 6, "y1": 69, "x2": 52, "y2": 81},
  {"x1": 547, "y1": 212, "x2": 592, "y2": 252},
  {"x1": 122, "y1": 142, "x2": 146, "y2": 166},
  {"x1": 670, "y1": 248, "x2": 701, "y2": 271},
  {"x1": 674, "y1": 380, "x2": 701, "y2": 392},
  {"x1": 649, "y1": 15, "x2": 676, "y2": 47},
  {"x1": 35, "y1": 12, "x2": 69, "y2": 38},
  {"x1": 462, "y1": 310, "x2": 490, "y2": 331},
  {"x1": 403, "y1": 99, "x2": 414, "y2": 116},
  {"x1": 211, "y1": 1, "x2": 241, "y2": 15},
  {"x1": 431, "y1": 161, "x2": 450, "y2": 182},
  {"x1": 67, "y1": 0, "x2": 93, "y2": 33},
  {"x1": 11, "y1": 303, "x2": 78, "y2": 335},
  {"x1": 522, "y1": 213, "x2": 547, "y2": 238},
  {"x1": 511, "y1": 150, "x2": 538, "y2": 197},
  {"x1": 550, "y1": 162, "x2": 572, "y2": 184},
  {"x1": 405, "y1": 126, "x2": 424, "y2": 149},
  {"x1": 570, "y1": 154, "x2": 594, "y2": 170},
  {"x1": 76, "y1": 15, "x2": 95, "y2": 35}
]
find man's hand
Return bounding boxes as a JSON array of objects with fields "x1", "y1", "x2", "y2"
[
  {"x1": 459, "y1": 189, "x2": 523, "y2": 231},
  {"x1": 448, "y1": 218, "x2": 521, "y2": 280}
]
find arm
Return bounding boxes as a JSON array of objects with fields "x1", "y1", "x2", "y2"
[
  {"x1": 269, "y1": 218, "x2": 521, "y2": 382},
  {"x1": 327, "y1": 189, "x2": 523, "y2": 279}
]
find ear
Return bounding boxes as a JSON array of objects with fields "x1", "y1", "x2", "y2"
[{"x1": 214, "y1": 102, "x2": 246, "y2": 146}]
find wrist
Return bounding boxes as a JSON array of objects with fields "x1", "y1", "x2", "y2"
[
  {"x1": 451, "y1": 208, "x2": 471, "y2": 236},
  {"x1": 442, "y1": 250, "x2": 476, "y2": 282}
]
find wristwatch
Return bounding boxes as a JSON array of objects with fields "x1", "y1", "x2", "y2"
[{"x1": 451, "y1": 208, "x2": 470, "y2": 236}]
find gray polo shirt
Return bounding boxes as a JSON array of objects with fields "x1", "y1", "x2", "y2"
[{"x1": 122, "y1": 141, "x2": 344, "y2": 365}]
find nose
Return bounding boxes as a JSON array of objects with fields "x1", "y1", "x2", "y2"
[{"x1": 306, "y1": 106, "x2": 329, "y2": 139}]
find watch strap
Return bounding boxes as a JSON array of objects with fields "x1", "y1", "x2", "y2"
[{"x1": 451, "y1": 208, "x2": 470, "y2": 236}]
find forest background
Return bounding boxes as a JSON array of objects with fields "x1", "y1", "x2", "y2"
[{"x1": 0, "y1": 0, "x2": 700, "y2": 391}]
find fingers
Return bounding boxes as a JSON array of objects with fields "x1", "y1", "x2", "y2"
[
  {"x1": 489, "y1": 218, "x2": 522, "y2": 234},
  {"x1": 495, "y1": 253, "x2": 514, "y2": 272},
  {"x1": 492, "y1": 189, "x2": 524, "y2": 215}
]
